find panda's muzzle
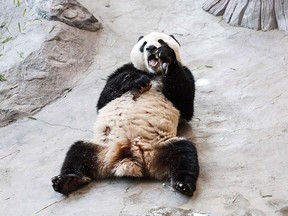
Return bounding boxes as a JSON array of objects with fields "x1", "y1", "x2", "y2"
[
  {"x1": 148, "y1": 54, "x2": 160, "y2": 68},
  {"x1": 147, "y1": 47, "x2": 170, "y2": 73},
  {"x1": 146, "y1": 45, "x2": 160, "y2": 68}
]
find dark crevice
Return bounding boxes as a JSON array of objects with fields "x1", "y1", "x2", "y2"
[
  {"x1": 238, "y1": 0, "x2": 249, "y2": 26},
  {"x1": 217, "y1": 0, "x2": 231, "y2": 16},
  {"x1": 227, "y1": 2, "x2": 237, "y2": 23},
  {"x1": 203, "y1": 0, "x2": 222, "y2": 12},
  {"x1": 258, "y1": 0, "x2": 262, "y2": 30},
  {"x1": 273, "y1": 0, "x2": 278, "y2": 29}
]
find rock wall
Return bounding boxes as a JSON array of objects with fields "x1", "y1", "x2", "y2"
[
  {"x1": 0, "y1": 0, "x2": 101, "y2": 126},
  {"x1": 26, "y1": 0, "x2": 101, "y2": 31},
  {"x1": 203, "y1": 0, "x2": 288, "y2": 31}
]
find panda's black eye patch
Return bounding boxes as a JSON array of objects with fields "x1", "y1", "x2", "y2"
[
  {"x1": 140, "y1": 41, "x2": 147, "y2": 53},
  {"x1": 158, "y1": 39, "x2": 168, "y2": 46}
]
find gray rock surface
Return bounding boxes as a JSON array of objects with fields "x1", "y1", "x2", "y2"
[
  {"x1": 203, "y1": 0, "x2": 287, "y2": 31},
  {"x1": 25, "y1": 0, "x2": 101, "y2": 31},
  {"x1": 0, "y1": 0, "x2": 100, "y2": 126},
  {"x1": 49, "y1": 0, "x2": 101, "y2": 31},
  {"x1": 0, "y1": 23, "x2": 99, "y2": 126},
  {"x1": 1, "y1": 0, "x2": 288, "y2": 215}
]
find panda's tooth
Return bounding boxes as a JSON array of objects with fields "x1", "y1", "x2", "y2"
[{"x1": 162, "y1": 62, "x2": 168, "y2": 72}]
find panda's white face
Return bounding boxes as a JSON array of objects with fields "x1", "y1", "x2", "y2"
[{"x1": 130, "y1": 32, "x2": 181, "y2": 73}]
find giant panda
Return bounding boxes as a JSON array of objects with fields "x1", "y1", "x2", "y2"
[{"x1": 52, "y1": 32, "x2": 199, "y2": 197}]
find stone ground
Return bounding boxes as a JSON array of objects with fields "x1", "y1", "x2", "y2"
[{"x1": 1, "y1": 0, "x2": 288, "y2": 215}]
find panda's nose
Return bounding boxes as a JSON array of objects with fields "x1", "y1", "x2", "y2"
[{"x1": 146, "y1": 45, "x2": 157, "y2": 52}]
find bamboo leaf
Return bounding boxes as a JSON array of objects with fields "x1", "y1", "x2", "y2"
[
  {"x1": 18, "y1": 22, "x2": 22, "y2": 32},
  {"x1": 17, "y1": 51, "x2": 24, "y2": 59},
  {"x1": 0, "y1": 74, "x2": 7, "y2": 82},
  {"x1": 205, "y1": 65, "x2": 213, "y2": 68},
  {"x1": 1, "y1": 37, "x2": 13, "y2": 44},
  {"x1": 22, "y1": 8, "x2": 27, "y2": 17}
]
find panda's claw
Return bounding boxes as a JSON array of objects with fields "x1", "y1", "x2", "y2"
[
  {"x1": 172, "y1": 181, "x2": 194, "y2": 197},
  {"x1": 133, "y1": 75, "x2": 152, "y2": 93},
  {"x1": 139, "y1": 82, "x2": 152, "y2": 93},
  {"x1": 155, "y1": 46, "x2": 176, "y2": 74},
  {"x1": 51, "y1": 175, "x2": 63, "y2": 191}
]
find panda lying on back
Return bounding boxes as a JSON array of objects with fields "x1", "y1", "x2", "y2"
[{"x1": 52, "y1": 32, "x2": 199, "y2": 197}]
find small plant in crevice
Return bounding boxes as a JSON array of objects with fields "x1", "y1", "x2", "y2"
[
  {"x1": 0, "y1": 0, "x2": 33, "y2": 61},
  {"x1": 0, "y1": 73, "x2": 7, "y2": 82}
]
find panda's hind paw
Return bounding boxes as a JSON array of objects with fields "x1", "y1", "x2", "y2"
[
  {"x1": 52, "y1": 174, "x2": 91, "y2": 195},
  {"x1": 172, "y1": 181, "x2": 194, "y2": 197}
]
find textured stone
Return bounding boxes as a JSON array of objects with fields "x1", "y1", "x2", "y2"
[
  {"x1": 223, "y1": 0, "x2": 248, "y2": 26},
  {"x1": 203, "y1": 0, "x2": 230, "y2": 16},
  {"x1": 25, "y1": 0, "x2": 101, "y2": 31},
  {"x1": 0, "y1": 23, "x2": 98, "y2": 126},
  {"x1": 261, "y1": 0, "x2": 277, "y2": 31},
  {"x1": 50, "y1": 0, "x2": 101, "y2": 31},
  {"x1": 240, "y1": 0, "x2": 261, "y2": 30},
  {"x1": 203, "y1": 0, "x2": 288, "y2": 31},
  {"x1": 275, "y1": 0, "x2": 288, "y2": 31},
  {"x1": 144, "y1": 207, "x2": 196, "y2": 216}
]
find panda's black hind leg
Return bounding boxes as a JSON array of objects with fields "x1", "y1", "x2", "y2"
[
  {"x1": 156, "y1": 139, "x2": 199, "y2": 197},
  {"x1": 52, "y1": 141, "x2": 102, "y2": 195}
]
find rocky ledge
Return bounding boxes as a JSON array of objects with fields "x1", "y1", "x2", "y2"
[{"x1": 0, "y1": 0, "x2": 101, "y2": 126}]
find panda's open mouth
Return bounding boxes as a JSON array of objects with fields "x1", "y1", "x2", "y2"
[
  {"x1": 148, "y1": 55, "x2": 160, "y2": 68},
  {"x1": 148, "y1": 54, "x2": 169, "y2": 73}
]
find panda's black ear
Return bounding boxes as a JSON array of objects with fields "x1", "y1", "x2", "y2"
[
  {"x1": 170, "y1": 34, "x2": 181, "y2": 46},
  {"x1": 138, "y1": 36, "x2": 144, "y2": 41}
]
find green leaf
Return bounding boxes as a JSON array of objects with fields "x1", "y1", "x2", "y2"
[
  {"x1": 18, "y1": 22, "x2": 22, "y2": 32},
  {"x1": 16, "y1": 0, "x2": 21, "y2": 7},
  {"x1": 22, "y1": 8, "x2": 27, "y2": 17},
  {"x1": 1, "y1": 36, "x2": 13, "y2": 44},
  {"x1": 17, "y1": 51, "x2": 24, "y2": 59},
  {"x1": 205, "y1": 65, "x2": 213, "y2": 68},
  {"x1": 0, "y1": 74, "x2": 7, "y2": 82}
]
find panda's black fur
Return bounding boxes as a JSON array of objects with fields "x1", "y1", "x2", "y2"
[
  {"x1": 97, "y1": 62, "x2": 195, "y2": 120},
  {"x1": 52, "y1": 32, "x2": 199, "y2": 197}
]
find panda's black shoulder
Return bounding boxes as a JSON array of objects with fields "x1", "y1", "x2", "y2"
[
  {"x1": 106, "y1": 63, "x2": 153, "y2": 83},
  {"x1": 105, "y1": 63, "x2": 133, "y2": 81}
]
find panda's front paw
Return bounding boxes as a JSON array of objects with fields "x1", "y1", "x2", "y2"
[
  {"x1": 132, "y1": 75, "x2": 152, "y2": 94},
  {"x1": 156, "y1": 44, "x2": 176, "y2": 74}
]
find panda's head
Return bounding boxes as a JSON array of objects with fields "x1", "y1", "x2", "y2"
[{"x1": 130, "y1": 32, "x2": 181, "y2": 73}]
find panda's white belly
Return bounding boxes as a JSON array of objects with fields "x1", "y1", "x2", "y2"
[{"x1": 94, "y1": 81, "x2": 180, "y2": 146}]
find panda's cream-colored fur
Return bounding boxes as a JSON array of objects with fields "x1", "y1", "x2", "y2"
[{"x1": 92, "y1": 79, "x2": 181, "y2": 179}]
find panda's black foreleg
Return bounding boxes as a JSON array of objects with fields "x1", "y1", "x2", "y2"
[
  {"x1": 52, "y1": 141, "x2": 102, "y2": 195},
  {"x1": 156, "y1": 139, "x2": 199, "y2": 197},
  {"x1": 97, "y1": 66, "x2": 153, "y2": 110},
  {"x1": 155, "y1": 43, "x2": 195, "y2": 121}
]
